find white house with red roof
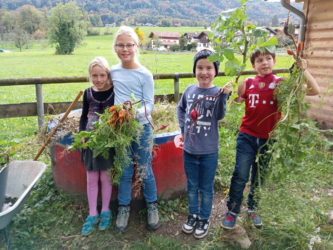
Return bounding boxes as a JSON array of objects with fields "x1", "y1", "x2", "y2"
[{"x1": 148, "y1": 31, "x2": 181, "y2": 51}]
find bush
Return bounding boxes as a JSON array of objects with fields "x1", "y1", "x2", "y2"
[
  {"x1": 87, "y1": 28, "x2": 100, "y2": 36},
  {"x1": 169, "y1": 44, "x2": 180, "y2": 52}
]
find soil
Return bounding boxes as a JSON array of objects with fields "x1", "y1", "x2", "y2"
[{"x1": 116, "y1": 192, "x2": 233, "y2": 246}]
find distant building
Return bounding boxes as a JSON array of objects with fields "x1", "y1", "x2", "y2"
[
  {"x1": 196, "y1": 31, "x2": 213, "y2": 51},
  {"x1": 148, "y1": 31, "x2": 181, "y2": 51},
  {"x1": 105, "y1": 23, "x2": 116, "y2": 27},
  {"x1": 145, "y1": 23, "x2": 153, "y2": 27},
  {"x1": 184, "y1": 32, "x2": 200, "y2": 43}
]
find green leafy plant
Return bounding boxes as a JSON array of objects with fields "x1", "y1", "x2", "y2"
[
  {"x1": 209, "y1": 0, "x2": 278, "y2": 81},
  {"x1": 0, "y1": 139, "x2": 21, "y2": 167},
  {"x1": 69, "y1": 103, "x2": 143, "y2": 185}
]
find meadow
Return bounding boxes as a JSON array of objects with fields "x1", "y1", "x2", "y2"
[
  {"x1": 0, "y1": 32, "x2": 294, "y2": 140},
  {"x1": 1, "y1": 29, "x2": 333, "y2": 249}
]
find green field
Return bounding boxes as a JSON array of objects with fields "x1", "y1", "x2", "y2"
[{"x1": 0, "y1": 32, "x2": 294, "y2": 140}]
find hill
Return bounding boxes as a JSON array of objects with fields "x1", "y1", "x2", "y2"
[{"x1": 0, "y1": 0, "x2": 303, "y2": 26}]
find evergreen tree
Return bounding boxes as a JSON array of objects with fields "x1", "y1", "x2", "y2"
[
  {"x1": 48, "y1": 2, "x2": 90, "y2": 54},
  {"x1": 272, "y1": 15, "x2": 279, "y2": 27},
  {"x1": 178, "y1": 35, "x2": 187, "y2": 50}
]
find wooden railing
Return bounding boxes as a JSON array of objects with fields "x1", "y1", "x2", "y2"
[{"x1": 0, "y1": 69, "x2": 289, "y2": 130}]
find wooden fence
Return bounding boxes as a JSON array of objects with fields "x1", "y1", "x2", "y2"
[{"x1": 0, "y1": 69, "x2": 289, "y2": 130}]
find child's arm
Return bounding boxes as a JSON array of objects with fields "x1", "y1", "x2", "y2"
[
  {"x1": 215, "y1": 82, "x2": 233, "y2": 120},
  {"x1": 297, "y1": 59, "x2": 320, "y2": 96},
  {"x1": 136, "y1": 73, "x2": 154, "y2": 118},
  {"x1": 177, "y1": 89, "x2": 188, "y2": 139},
  {"x1": 233, "y1": 79, "x2": 246, "y2": 104},
  {"x1": 79, "y1": 90, "x2": 89, "y2": 148}
]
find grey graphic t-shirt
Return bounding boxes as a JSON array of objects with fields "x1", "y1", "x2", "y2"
[{"x1": 177, "y1": 84, "x2": 228, "y2": 155}]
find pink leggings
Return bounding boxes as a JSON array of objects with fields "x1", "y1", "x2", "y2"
[{"x1": 86, "y1": 170, "x2": 112, "y2": 216}]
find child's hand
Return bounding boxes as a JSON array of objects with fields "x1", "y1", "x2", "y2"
[
  {"x1": 223, "y1": 81, "x2": 233, "y2": 94},
  {"x1": 135, "y1": 108, "x2": 145, "y2": 119},
  {"x1": 81, "y1": 138, "x2": 86, "y2": 149},
  {"x1": 296, "y1": 58, "x2": 307, "y2": 70}
]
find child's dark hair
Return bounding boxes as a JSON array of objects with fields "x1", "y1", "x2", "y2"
[{"x1": 250, "y1": 48, "x2": 276, "y2": 65}]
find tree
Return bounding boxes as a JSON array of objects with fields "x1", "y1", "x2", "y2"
[
  {"x1": 272, "y1": 15, "x2": 279, "y2": 27},
  {"x1": 178, "y1": 35, "x2": 187, "y2": 50},
  {"x1": 288, "y1": 22, "x2": 295, "y2": 36},
  {"x1": 152, "y1": 35, "x2": 161, "y2": 50},
  {"x1": 10, "y1": 28, "x2": 27, "y2": 51},
  {"x1": 0, "y1": 33, "x2": 9, "y2": 49},
  {"x1": 48, "y1": 2, "x2": 90, "y2": 54},
  {"x1": 194, "y1": 21, "x2": 198, "y2": 27},
  {"x1": 169, "y1": 44, "x2": 179, "y2": 52},
  {"x1": 134, "y1": 27, "x2": 146, "y2": 46},
  {"x1": 16, "y1": 5, "x2": 42, "y2": 34}
]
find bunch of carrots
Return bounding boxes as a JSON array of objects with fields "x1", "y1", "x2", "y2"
[{"x1": 106, "y1": 104, "x2": 133, "y2": 129}]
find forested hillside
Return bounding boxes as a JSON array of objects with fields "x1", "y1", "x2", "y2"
[{"x1": 0, "y1": 0, "x2": 302, "y2": 26}]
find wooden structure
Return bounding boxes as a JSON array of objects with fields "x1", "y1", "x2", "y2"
[
  {"x1": 0, "y1": 69, "x2": 289, "y2": 130},
  {"x1": 296, "y1": 0, "x2": 333, "y2": 128}
]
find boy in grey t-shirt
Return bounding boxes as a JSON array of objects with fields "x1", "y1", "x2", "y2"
[{"x1": 177, "y1": 49, "x2": 232, "y2": 238}]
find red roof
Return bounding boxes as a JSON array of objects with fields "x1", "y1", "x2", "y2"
[{"x1": 149, "y1": 31, "x2": 181, "y2": 39}]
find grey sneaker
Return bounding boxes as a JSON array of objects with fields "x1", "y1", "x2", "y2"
[
  {"x1": 115, "y1": 205, "x2": 130, "y2": 233},
  {"x1": 147, "y1": 201, "x2": 160, "y2": 230}
]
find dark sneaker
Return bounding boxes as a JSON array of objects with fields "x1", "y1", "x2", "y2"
[
  {"x1": 247, "y1": 210, "x2": 262, "y2": 228},
  {"x1": 221, "y1": 210, "x2": 238, "y2": 230},
  {"x1": 81, "y1": 214, "x2": 100, "y2": 235},
  {"x1": 182, "y1": 214, "x2": 198, "y2": 234},
  {"x1": 115, "y1": 206, "x2": 130, "y2": 233},
  {"x1": 194, "y1": 218, "x2": 210, "y2": 239},
  {"x1": 99, "y1": 211, "x2": 111, "y2": 230},
  {"x1": 147, "y1": 201, "x2": 160, "y2": 230}
]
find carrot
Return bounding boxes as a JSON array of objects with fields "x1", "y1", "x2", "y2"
[
  {"x1": 108, "y1": 105, "x2": 117, "y2": 113},
  {"x1": 119, "y1": 117, "x2": 124, "y2": 123},
  {"x1": 287, "y1": 49, "x2": 295, "y2": 56},
  {"x1": 296, "y1": 41, "x2": 302, "y2": 55},
  {"x1": 119, "y1": 109, "x2": 126, "y2": 118},
  {"x1": 112, "y1": 122, "x2": 117, "y2": 128}
]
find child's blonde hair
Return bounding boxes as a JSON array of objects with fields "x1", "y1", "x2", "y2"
[
  {"x1": 113, "y1": 26, "x2": 140, "y2": 64},
  {"x1": 88, "y1": 56, "x2": 111, "y2": 84}
]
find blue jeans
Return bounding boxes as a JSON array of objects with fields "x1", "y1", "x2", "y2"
[
  {"x1": 227, "y1": 132, "x2": 273, "y2": 214},
  {"x1": 118, "y1": 124, "x2": 157, "y2": 206},
  {"x1": 183, "y1": 151, "x2": 218, "y2": 220}
]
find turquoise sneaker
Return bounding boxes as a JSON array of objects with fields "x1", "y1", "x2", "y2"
[
  {"x1": 247, "y1": 210, "x2": 262, "y2": 228},
  {"x1": 99, "y1": 211, "x2": 111, "y2": 230},
  {"x1": 81, "y1": 214, "x2": 100, "y2": 235}
]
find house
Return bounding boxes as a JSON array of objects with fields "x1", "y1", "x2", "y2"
[
  {"x1": 196, "y1": 31, "x2": 213, "y2": 51},
  {"x1": 148, "y1": 31, "x2": 181, "y2": 51},
  {"x1": 173, "y1": 23, "x2": 181, "y2": 27},
  {"x1": 184, "y1": 32, "x2": 200, "y2": 43},
  {"x1": 292, "y1": 0, "x2": 333, "y2": 128},
  {"x1": 145, "y1": 23, "x2": 153, "y2": 27},
  {"x1": 105, "y1": 23, "x2": 116, "y2": 27}
]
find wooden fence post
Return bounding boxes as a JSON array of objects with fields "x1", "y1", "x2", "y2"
[
  {"x1": 174, "y1": 73, "x2": 179, "y2": 103},
  {"x1": 35, "y1": 84, "x2": 44, "y2": 131}
]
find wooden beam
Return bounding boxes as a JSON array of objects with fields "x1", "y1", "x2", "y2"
[
  {"x1": 0, "y1": 94, "x2": 182, "y2": 119},
  {"x1": 0, "y1": 69, "x2": 289, "y2": 86}
]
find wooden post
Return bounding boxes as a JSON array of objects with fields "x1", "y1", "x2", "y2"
[
  {"x1": 35, "y1": 84, "x2": 44, "y2": 131},
  {"x1": 174, "y1": 73, "x2": 179, "y2": 103}
]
